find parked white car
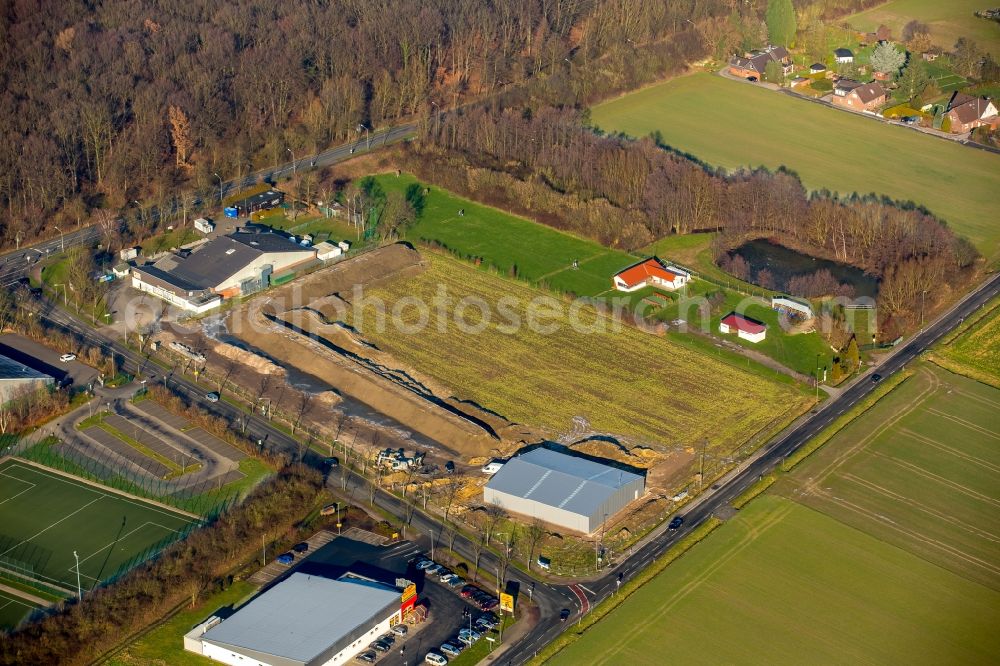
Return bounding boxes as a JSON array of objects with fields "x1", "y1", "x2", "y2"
[
  {"x1": 424, "y1": 653, "x2": 448, "y2": 665},
  {"x1": 59, "y1": 353, "x2": 76, "y2": 363}
]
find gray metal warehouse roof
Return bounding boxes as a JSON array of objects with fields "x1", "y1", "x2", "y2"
[
  {"x1": 200, "y1": 573, "x2": 400, "y2": 665},
  {"x1": 0, "y1": 354, "x2": 51, "y2": 380},
  {"x1": 485, "y1": 448, "x2": 643, "y2": 517},
  {"x1": 160, "y1": 232, "x2": 311, "y2": 289}
]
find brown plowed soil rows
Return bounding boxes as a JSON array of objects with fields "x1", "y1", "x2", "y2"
[{"x1": 225, "y1": 244, "x2": 503, "y2": 458}]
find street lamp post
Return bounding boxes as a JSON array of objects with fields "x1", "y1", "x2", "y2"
[
  {"x1": 213, "y1": 172, "x2": 223, "y2": 205},
  {"x1": 54, "y1": 225, "x2": 64, "y2": 253},
  {"x1": 920, "y1": 289, "x2": 928, "y2": 327},
  {"x1": 815, "y1": 353, "x2": 823, "y2": 403},
  {"x1": 286, "y1": 148, "x2": 296, "y2": 179},
  {"x1": 73, "y1": 550, "x2": 82, "y2": 600}
]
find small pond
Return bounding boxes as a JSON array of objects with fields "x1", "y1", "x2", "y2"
[{"x1": 728, "y1": 239, "x2": 878, "y2": 299}]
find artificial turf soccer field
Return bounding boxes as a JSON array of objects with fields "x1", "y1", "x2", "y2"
[
  {"x1": 0, "y1": 459, "x2": 198, "y2": 593},
  {"x1": 0, "y1": 588, "x2": 40, "y2": 629}
]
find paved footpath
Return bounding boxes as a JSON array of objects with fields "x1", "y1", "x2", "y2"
[{"x1": 0, "y1": 582, "x2": 53, "y2": 607}]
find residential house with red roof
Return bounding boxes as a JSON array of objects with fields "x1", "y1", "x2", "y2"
[
  {"x1": 830, "y1": 79, "x2": 886, "y2": 112},
  {"x1": 720, "y1": 312, "x2": 767, "y2": 343},
  {"x1": 728, "y1": 45, "x2": 793, "y2": 80},
  {"x1": 612, "y1": 258, "x2": 691, "y2": 292},
  {"x1": 945, "y1": 93, "x2": 998, "y2": 133}
]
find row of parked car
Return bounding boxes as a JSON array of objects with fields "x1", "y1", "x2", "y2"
[
  {"x1": 409, "y1": 554, "x2": 502, "y2": 665},
  {"x1": 355, "y1": 624, "x2": 409, "y2": 663},
  {"x1": 424, "y1": 611, "x2": 500, "y2": 664},
  {"x1": 414, "y1": 556, "x2": 501, "y2": 611}
]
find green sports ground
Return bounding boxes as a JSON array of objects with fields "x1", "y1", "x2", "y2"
[{"x1": 0, "y1": 459, "x2": 198, "y2": 596}]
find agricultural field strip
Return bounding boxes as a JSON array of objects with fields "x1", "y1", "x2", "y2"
[
  {"x1": 813, "y1": 478, "x2": 1000, "y2": 577},
  {"x1": 792, "y1": 366, "x2": 1000, "y2": 579},
  {"x1": 590, "y1": 74, "x2": 1000, "y2": 259},
  {"x1": 348, "y1": 252, "x2": 805, "y2": 450},
  {"x1": 586, "y1": 501, "x2": 796, "y2": 666},
  {"x1": 839, "y1": 469, "x2": 1000, "y2": 547}
]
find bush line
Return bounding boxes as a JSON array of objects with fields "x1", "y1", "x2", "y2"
[{"x1": 529, "y1": 517, "x2": 723, "y2": 665}]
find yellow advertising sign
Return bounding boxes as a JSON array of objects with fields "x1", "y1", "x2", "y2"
[
  {"x1": 402, "y1": 583, "x2": 417, "y2": 603},
  {"x1": 500, "y1": 592, "x2": 515, "y2": 613}
]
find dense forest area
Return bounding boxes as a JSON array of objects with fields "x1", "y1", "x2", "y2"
[
  {"x1": 0, "y1": 0, "x2": 735, "y2": 247},
  {"x1": 412, "y1": 104, "x2": 978, "y2": 318},
  {"x1": 0, "y1": 0, "x2": 886, "y2": 250}
]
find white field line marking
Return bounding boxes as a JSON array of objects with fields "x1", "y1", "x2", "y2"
[
  {"x1": 0, "y1": 497, "x2": 103, "y2": 558},
  {"x1": 0, "y1": 472, "x2": 36, "y2": 506},
  {"x1": 3, "y1": 463, "x2": 196, "y2": 523},
  {"x1": 71, "y1": 521, "x2": 183, "y2": 571}
]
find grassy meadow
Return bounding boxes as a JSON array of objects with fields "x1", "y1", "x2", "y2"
[
  {"x1": 345, "y1": 251, "x2": 808, "y2": 452},
  {"x1": 591, "y1": 73, "x2": 1000, "y2": 261},
  {"x1": 372, "y1": 173, "x2": 638, "y2": 297},
  {"x1": 845, "y1": 0, "x2": 1000, "y2": 53}
]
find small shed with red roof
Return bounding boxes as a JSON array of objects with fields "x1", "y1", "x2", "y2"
[
  {"x1": 613, "y1": 258, "x2": 690, "y2": 292},
  {"x1": 720, "y1": 312, "x2": 767, "y2": 343}
]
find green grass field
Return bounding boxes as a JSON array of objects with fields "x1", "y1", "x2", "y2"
[
  {"x1": 549, "y1": 361, "x2": 1000, "y2": 664},
  {"x1": 551, "y1": 495, "x2": 1000, "y2": 665},
  {"x1": 372, "y1": 173, "x2": 638, "y2": 297},
  {"x1": 845, "y1": 0, "x2": 1000, "y2": 53},
  {"x1": 781, "y1": 363, "x2": 1000, "y2": 590},
  {"x1": 0, "y1": 588, "x2": 41, "y2": 630},
  {"x1": 345, "y1": 251, "x2": 809, "y2": 454},
  {"x1": 934, "y1": 295, "x2": 1000, "y2": 388},
  {"x1": 0, "y1": 459, "x2": 198, "y2": 594},
  {"x1": 591, "y1": 73, "x2": 1000, "y2": 261}
]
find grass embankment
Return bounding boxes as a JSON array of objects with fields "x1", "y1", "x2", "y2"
[
  {"x1": 106, "y1": 581, "x2": 257, "y2": 666},
  {"x1": 591, "y1": 72, "x2": 1000, "y2": 262},
  {"x1": 931, "y1": 294, "x2": 1000, "y2": 388},
  {"x1": 346, "y1": 251, "x2": 810, "y2": 455}
]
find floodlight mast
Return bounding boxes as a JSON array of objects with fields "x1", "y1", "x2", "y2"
[{"x1": 73, "y1": 550, "x2": 82, "y2": 600}]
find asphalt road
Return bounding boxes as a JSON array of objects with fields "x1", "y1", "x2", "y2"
[
  {"x1": 0, "y1": 123, "x2": 417, "y2": 287},
  {"x1": 32, "y1": 269, "x2": 1000, "y2": 664}
]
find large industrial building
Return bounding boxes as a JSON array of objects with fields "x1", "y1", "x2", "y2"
[
  {"x1": 131, "y1": 230, "x2": 316, "y2": 312},
  {"x1": 184, "y1": 572, "x2": 405, "y2": 666},
  {"x1": 0, "y1": 354, "x2": 54, "y2": 404},
  {"x1": 483, "y1": 448, "x2": 645, "y2": 533}
]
